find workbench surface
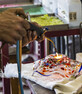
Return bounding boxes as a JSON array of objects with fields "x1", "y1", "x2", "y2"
[{"x1": 26, "y1": 80, "x2": 55, "y2": 94}]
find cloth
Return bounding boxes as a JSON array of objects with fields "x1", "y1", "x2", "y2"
[
  {"x1": 4, "y1": 63, "x2": 82, "y2": 94},
  {"x1": 76, "y1": 53, "x2": 82, "y2": 63}
]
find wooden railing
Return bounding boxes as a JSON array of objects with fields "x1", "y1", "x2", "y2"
[{"x1": 42, "y1": 27, "x2": 82, "y2": 60}]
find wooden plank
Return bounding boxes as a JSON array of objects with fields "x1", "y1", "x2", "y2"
[
  {"x1": 67, "y1": 36, "x2": 69, "y2": 56},
  {"x1": 1, "y1": 44, "x2": 10, "y2": 94},
  {"x1": 0, "y1": 0, "x2": 31, "y2": 4},
  {"x1": 61, "y1": 36, "x2": 65, "y2": 54},
  {"x1": 80, "y1": 23, "x2": 82, "y2": 52},
  {"x1": 19, "y1": 40, "x2": 22, "y2": 69},
  {"x1": 10, "y1": 78, "x2": 21, "y2": 94},
  {"x1": 30, "y1": 42, "x2": 35, "y2": 54},
  {"x1": 43, "y1": 24, "x2": 69, "y2": 31},
  {"x1": 72, "y1": 35, "x2": 75, "y2": 59},
  {"x1": 40, "y1": 40, "x2": 46, "y2": 59},
  {"x1": 57, "y1": 37, "x2": 60, "y2": 53},
  {"x1": 45, "y1": 29, "x2": 80, "y2": 37},
  {"x1": 47, "y1": 39, "x2": 50, "y2": 55},
  {"x1": 9, "y1": 55, "x2": 21, "y2": 94}
]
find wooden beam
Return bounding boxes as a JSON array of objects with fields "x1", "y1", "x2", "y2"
[
  {"x1": 45, "y1": 29, "x2": 80, "y2": 37},
  {"x1": 1, "y1": 44, "x2": 10, "y2": 94},
  {"x1": 9, "y1": 55, "x2": 21, "y2": 94}
]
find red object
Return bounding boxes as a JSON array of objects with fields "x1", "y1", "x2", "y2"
[
  {"x1": 1, "y1": 44, "x2": 10, "y2": 94},
  {"x1": 45, "y1": 28, "x2": 80, "y2": 37},
  {"x1": 72, "y1": 70, "x2": 75, "y2": 73},
  {"x1": 65, "y1": 74, "x2": 69, "y2": 78},
  {"x1": 66, "y1": 63, "x2": 70, "y2": 66},
  {"x1": 61, "y1": 67, "x2": 64, "y2": 70}
]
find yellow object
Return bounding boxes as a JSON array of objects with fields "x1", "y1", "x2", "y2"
[
  {"x1": 54, "y1": 53, "x2": 62, "y2": 59},
  {"x1": 31, "y1": 14, "x2": 64, "y2": 26}
]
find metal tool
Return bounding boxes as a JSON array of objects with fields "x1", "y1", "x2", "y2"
[
  {"x1": 26, "y1": 12, "x2": 44, "y2": 39},
  {"x1": 28, "y1": 22, "x2": 44, "y2": 38}
]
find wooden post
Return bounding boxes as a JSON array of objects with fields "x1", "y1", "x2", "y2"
[
  {"x1": 10, "y1": 40, "x2": 23, "y2": 94},
  {"x1": 40, "y1": 40, "x2": 46, "y2": 59},
  {"x1": 1, "y1": 44, "x2": 10, "y2": 94},
  {"x1": 19, "y1": 40, "x2": 22, "y2": 69},
  {"x1": 9, "y1": 40, "x2": 22, "y2": 94},
  {"x1": 9, "y1": 55, "x2": 21, "y2": 94}
]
